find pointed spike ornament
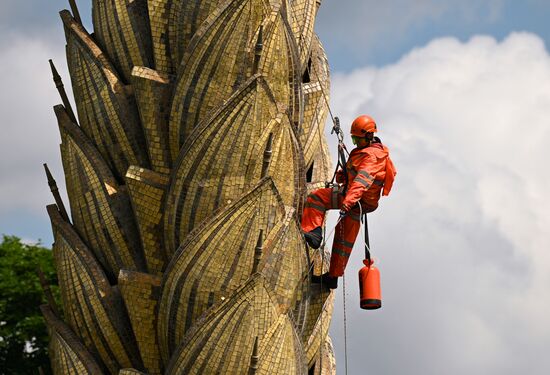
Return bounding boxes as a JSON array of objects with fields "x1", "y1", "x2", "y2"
[
  {"x1": 68, "y1": 0, "x2": 82, "y2": 25},
  {"x1": 49, "y1": 59, "x2": 77, "y2": 124},
  {"x1": 248, "y1": 336, "x2": 260, "y2": 374},
  {"x1": 252, "y1": 230, "x2": 264, "y2": 274},
  {"x1": 260, "y1": 133, "x2": 273, "y2": 178},
  {"x1": 36, "y1": 267, "x2": 60, "y2": 317},
  {"x1": 253, "y1": 26, "x2": 264, "y2": 74},
  {"x1": 43, "y1": 163, "x2": 70, "y2": 222}
]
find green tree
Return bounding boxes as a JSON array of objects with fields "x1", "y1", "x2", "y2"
[{"x1": 0, "y1": 235, "x2": 59, "y2": 375}]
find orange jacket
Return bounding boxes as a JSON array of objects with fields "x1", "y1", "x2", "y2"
[{"x1": 337, "y1": 142, "x2": 396, "y2": 210}]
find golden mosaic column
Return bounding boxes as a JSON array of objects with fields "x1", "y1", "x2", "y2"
[{"x1": 43, "y1": 0, "x2": 336, "y2": 374}]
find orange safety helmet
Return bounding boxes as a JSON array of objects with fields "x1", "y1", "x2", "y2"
[{"x1": 351, "y1": 115, "x2": 377, "y2": 137}]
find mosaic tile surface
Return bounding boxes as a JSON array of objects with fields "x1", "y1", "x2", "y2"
[{"x1": 44, "y1": 1, "x2": 335, "y2": 373}]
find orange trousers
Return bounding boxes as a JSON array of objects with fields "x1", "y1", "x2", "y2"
[{"x1": 302, "y1": 187, "x2": 372, "y2": 277}]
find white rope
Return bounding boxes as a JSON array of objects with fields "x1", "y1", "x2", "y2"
[{"x1": 342, "y1": 272, "x2": 349, "y2": 375}]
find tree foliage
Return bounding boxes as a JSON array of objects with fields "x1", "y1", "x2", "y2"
[{"x1": 0, "y1": 235, "x2": 59, "y2": 375}]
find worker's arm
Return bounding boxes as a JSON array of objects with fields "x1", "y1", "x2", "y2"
[{"x1": 341, "y1": 156, "x2": 376, "y2": 210}]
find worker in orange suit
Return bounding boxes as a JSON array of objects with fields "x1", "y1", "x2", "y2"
[{"x1": 302, "y1": 115, "x2": 396, "y2": 289}]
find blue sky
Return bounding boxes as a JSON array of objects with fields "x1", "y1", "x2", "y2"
[
  {"x1": 2, "y1": 1, "x2": 550, "y2": 374},
  {"x1": 316, "y1": 0, "x2": 550, "y2": 69}
]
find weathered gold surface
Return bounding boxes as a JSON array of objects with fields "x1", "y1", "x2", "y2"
[
  {"x1": 46, "y1": 1, "x2": 335, "y2": 373},
  {"x1": 47, "y1": 205, "x2": 142, "y2": 374},
  {"x1": 119, "y1": 270, "x2": 163, "y2": 375},
  {"x1": 92, "y1": 0, "x2": 153, "y2": 82},
  {"x1": 163, "y1": 76, "x2": 303, "y2": 254},
  {"x1": 168, "y1": 0, "x2": 271, "y2": 160},
  {"x1": 61, "y1": 10, "x2": 149, "y2": 180},
  {"x1": 41, "y1": 305, "x2": 105, "y2": 375},
  {"x1": 167, "y1": 0, "x2": 224, "y2": 68},
  {"x1": 288, "y1": 0, "x2": 318, "y2": 68},
  {"x1": 158, "y1": 178, "x2": 285, "y2": 359},
  {"x1": 147, "y1": 0, "x2": 172, "y2": 74},
  {"x1": 165, "y1": 274, "x2": 307, "y2": 374},
  {"x1": 125, "y1": 166, "x2": 169, "y2": 275},
  {"x1": 300, "y1": 35, "x2": 330, "y2": 169},
  {"x1": 311, "y1": 336, "x2": 337, "y2": 375},
  {"x1": 119, "y1": 370, "x2": 149, "y2": 375},
  {"x1": 55, "y1": 105, "x2": 146, "y2": 279},
  {"x1": 259, "y1": 8, "x2": 302, "y2": 125},
  {"x1": 303, "y1": 248, "x2": 334, "y2": 367},
  {"x1": 131, "y1": 67, "x2": 172, "y2": 175}
]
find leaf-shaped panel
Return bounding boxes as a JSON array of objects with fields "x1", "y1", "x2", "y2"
[
  {"x1": 158, "y1": 178, "x2": 285, "y2": 358},
  {"x1": 311, "y1": 336, "x2": 337, "y2": 375},
  {"x1": 41, "y1": 305, "x2": 105, "y2": 375},
  {"x1": 302, "y1": 248, "x2": 335, "y2": 367},
  {"x1": 243, "y1": 111, "x2": 305, "y2": 212},
  {"x1": 259, "y1": 211, "x2": 309, "y2": 313},
  {"x1": 92, "y1": 0, "x2": 153, "y2": 82},
  {"x1": 288, "y1": 0, "x2": 318, "y2": 68},
  {"x1": 256, "y1": 314, "x2": 308, "y2": 375},
  {"x1": 163, "y1": 76, "x2": 301, "y2": 254},
  {"x1": 47, "y1": 205, "x2": 143, "y2": 374},
  {"x1": 300, "y1": 35, "x2": 330, "y2": 168},
  {"x1": 165, "y1": 275, "x2": 306, "y2": 374},
  {"x1": 168, "y1": 0, "x2": 271, "y2": 160},
  {"x1": 56, "y1": 105, "x2": 146, "y2": 279},
  {"x1": 259, "y1": 8, "x2": 303, "y2": 129},
  {"x1": 61, "y1": 10, "x2": 149, "y2": 179},
  {"x1": 166, "y1": 0, "x2": 224, "y2": 68}
]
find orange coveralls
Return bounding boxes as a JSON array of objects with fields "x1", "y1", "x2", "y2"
[{"x1": 301, "y1": 142, "x2": 396, "y2": 277}]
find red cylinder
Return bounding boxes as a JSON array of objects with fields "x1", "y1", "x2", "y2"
[{"x1": 359, "y1": 259, "x2": 381, "y2": 310}]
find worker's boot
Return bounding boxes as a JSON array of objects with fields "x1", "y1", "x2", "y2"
[
  {"x1": 303, "y1": 227, "x2": 323, "y2": 249},
  {"x1": 310, "y1": 272, "x2": 338, "y2": 289}
]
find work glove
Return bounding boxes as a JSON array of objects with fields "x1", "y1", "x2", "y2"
[{"x1": 339, "y1": 203, "x2": 351, "y2": 218}]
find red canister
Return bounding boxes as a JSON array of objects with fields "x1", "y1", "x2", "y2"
[{"x1": 359, "y1": 259, "x2": 381, "y2": 310}]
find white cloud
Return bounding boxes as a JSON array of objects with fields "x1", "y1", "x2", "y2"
[
  {"x1": 0, "y1": 35, "x2": 68, "y2": 216},
  {"x1": 326, "y1": 32, "x2": 550, "y2": 374}
]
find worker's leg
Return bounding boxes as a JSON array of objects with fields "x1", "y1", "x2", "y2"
[
  {"x1": 329, "y1": 207, "x2": 361, "y2": 277},
  {"x1": 301, "y1": 187, "x2": 340, "y2": 232}
]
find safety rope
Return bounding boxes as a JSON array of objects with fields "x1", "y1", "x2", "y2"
[
  {"x1": 337, "y1": 212, "x2": 349, "y2": 375},
  {"x1": 285, "y1": 11, "x2": 356, "y2": 371},
  {"x1": 342, "y1": 273, "x2": 349, "y2": 375}
]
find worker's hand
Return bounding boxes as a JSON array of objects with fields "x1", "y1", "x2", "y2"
[{"x1": 341, "y1": 203, "x2": 351, "y2": 212}]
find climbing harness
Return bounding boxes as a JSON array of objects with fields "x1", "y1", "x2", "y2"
[{"x1": 326, "y1": 117, "x2": 351, "y2": 195}]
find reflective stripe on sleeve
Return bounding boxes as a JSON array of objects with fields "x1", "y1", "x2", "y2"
[
  {"x1": 332, "y1": 247, "x2": 351, "y2": 258},
  {"x1": 335, "y1": 238, "x2": 354, "y2": 248},
  {"x1": 308, "y1": 194, "x2": 324, "y2": 203},
  {"x1": 357, "y1": 170, "x2": 375, "y2": 181},
  {"x1": 354, "y1": 176, "x2": 372, "y2": 187},
  {"x1": 305, "y1": 202, "x2": 327, "y2": 212}
]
